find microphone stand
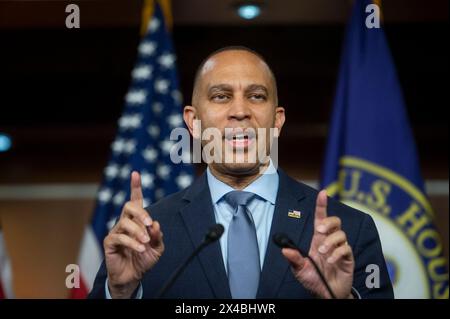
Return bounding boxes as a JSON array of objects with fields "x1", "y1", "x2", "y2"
[
  {"x1": 155, "y1": 241, "x2": 208, "y2": 298},
  {"x1": 155, "y1": 224, "x2": 224, "y2": 298},
  {"x1": 273, "y1": 233, "x2": 337, "y2": 299}
]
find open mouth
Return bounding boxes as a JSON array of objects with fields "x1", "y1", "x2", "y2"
[{"x1": 224, "y1": 130, "x2": 256, "y2": 149}]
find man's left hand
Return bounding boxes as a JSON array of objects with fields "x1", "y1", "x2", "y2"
[{"x1": 282, "y1": 190, "x2": 355, "y2": 299}]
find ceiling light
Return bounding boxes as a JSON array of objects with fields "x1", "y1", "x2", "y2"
[
  {"x1": 0, "y1": 133, "x2": 12, "y2": 152},
  {"x1": 237, "y1": 4, "x2": 261, "y2": 20}
]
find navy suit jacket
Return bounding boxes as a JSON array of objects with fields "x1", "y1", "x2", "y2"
[{"x1": 89, "y1": 168, "x2": 394, "y2": 299}]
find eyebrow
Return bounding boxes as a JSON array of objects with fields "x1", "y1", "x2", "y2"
[
  {"x1": 208, "y1": 84, "x2": 233, "y2": 95},
  {"x1": 207, "y1": 84, "x2": 269, "y2": 95},
  {"x1": 245, "y1": 84, "x2": 268, "y2": 95}
]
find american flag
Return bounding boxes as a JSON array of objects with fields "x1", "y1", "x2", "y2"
[{"x1": 73, "y1": 3, "x2": 194, "y2": 298}]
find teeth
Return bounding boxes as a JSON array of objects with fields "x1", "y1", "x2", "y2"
[
  {"x1": 225, "y1": 130, "x2": 254, "y2": 140},
  {"x1": 233, "y1": 134, "x2": 247, "y2": 140}
]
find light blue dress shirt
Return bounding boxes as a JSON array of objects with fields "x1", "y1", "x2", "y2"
[
  {"x1": 206, "y1": 161, "x2": 279, "y2": 272},
  {"x1": 105, "y1": 278, "x2": 142, "y2": 299}
]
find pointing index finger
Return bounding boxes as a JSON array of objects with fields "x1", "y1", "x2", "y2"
[
  {"x1": 315, "y1": 189, "x2": 328, "y2": 223},
  {"x1": 130, "y1": 171, "x2": 144, "y2": 207}
]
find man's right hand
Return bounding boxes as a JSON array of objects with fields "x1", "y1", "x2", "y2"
[{"x1": 103, "y1": 171, "x2": 165, "y2": 298}]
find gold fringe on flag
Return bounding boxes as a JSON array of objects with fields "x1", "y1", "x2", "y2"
[
  {"x1": 140, "y1": 0, "x2": 173, "y2": 36},
  {"x1": 373, "y1": 0, "x2": 383, "y2": 22}
]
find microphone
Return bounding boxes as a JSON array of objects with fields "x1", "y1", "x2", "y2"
[
  {"x1": 204, "y1": 223, "x2": 225, "y2": 244},
  {"x1": 272, "y1": 233, "x2": 337, "y2": 299},
  {"x1": 155, "y1": 223, "x2": 224, "y2": 298}
]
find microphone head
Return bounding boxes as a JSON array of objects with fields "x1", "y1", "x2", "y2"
[
  {"x1": 204, "y1": 224, "x2": 224, "y2": 244},
  {"x1": 272, "y1": 233, "x2": 297, "y2": 249}
]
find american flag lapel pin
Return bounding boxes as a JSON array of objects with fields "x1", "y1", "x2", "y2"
[{"x1": 288, "y1": 209, "x2": 302, "y2": 219}]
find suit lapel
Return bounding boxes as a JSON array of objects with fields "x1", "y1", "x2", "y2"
[
  {"x1": 179, "y1": 173, "x2": 231, "y2": 299},
  {"x1": 257, "y1": 169, "x2": 313, "y2": 298}
]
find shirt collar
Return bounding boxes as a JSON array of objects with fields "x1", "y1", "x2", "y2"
[{"x1": 206, "y1": 160, "x2": 279, "y2": 205}]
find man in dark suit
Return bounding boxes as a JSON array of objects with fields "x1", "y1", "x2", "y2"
[{"x1": 89, "y1": 46, "x2": 394, "y2": 299}]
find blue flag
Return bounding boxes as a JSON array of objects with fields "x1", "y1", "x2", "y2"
[{"x1": 321, "y1": 0, "x2": 448, "y2": 298}]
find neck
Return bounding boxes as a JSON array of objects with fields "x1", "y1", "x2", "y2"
[{"x1": 208, "y1": 162, "x2": 270, "y2": 190}]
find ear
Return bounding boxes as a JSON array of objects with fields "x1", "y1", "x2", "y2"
[
  {"x1": 274, "y1": 106, "x2": 286, "y2": 137},
  {"x1": 183, "y1": 105, "x2": 200, "y2": 139}
]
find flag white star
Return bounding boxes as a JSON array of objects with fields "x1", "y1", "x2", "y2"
[
  {"x1": 171, "y1": 90, "x2": 183, "y2": 105},
  {"x1": 138, "y1": 41, "x2": 157, "y2": 56},
  {"x1": 140, "y1": 171, "x2": 155, "y2": 188},
  {"x1": 155, "y1": 78, "x2": 169, "y2": 94},
  {"x1": 142, "y1": 147, "x2": 158, "y2": 162},
  {"x1": 176, "y1": 173, "x2": 193, "y2": 189},
  {"x1": 147, "y1": 124, "x2": 160, "y2": 138},
  {"x1": 105, "y1": 163, "x2": 119, "y2": 179},
  {"x1": 160, "y1": 140, "x2": 175, "y2": 155},
  {"x1": 132, "y1": 65, "x2": 153, "y2": 80},
  {"x1": 152, "y1": 102, "x2": 163, "y2": 114},
  {"x1": 148, "y1": 18, "x2": 160, "y2": 32},
  {"x1": 143, "y1": 198, "x2": 151, "y2": 208},
  {"x1": 167, "y1": 113, "x2": 183, "y2": 128},
  {"x1": 119, "y1": 114, "x2": 142, "y2": 130},
  {"x1": 118, "y1": 116, "x2": 129, "y2": 129},
  {"x1": 107, "y1": 217, "x2": 117, "y2": 231},
  {"x1": 98, "y1": 188, "x2": 112, "y2": 203},
  {"x1": 158, "y1": 53, "x2": 175, "y2": 69},
  {"x1": 155, "y1": 188, "x2": 165, "y2": 200},
  {"x1": 113, "y1": 191, "x2": 126, "y2": 206},
  {"x1": 125, "y1": 90, "x2": 147, "y2": 105},
  {"x1": 156, "y1": 164, "x2": 171, "y2": 179},
  {"x1": 120, "y1": 164, "x2": 131, "y2": 179},
  {"x1": 123, "y1": 139, "x2": 136, "y2": 154},
  {"x1": 112, "y1": 138, "x2": 125, "y2": 153}
]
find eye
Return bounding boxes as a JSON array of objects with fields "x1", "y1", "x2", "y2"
[
  {"x1": 249, "y1": 94, "x2": 267, "y2": 101},
  {"x1": 211, "y1": 94, "x2": 230, "y2": 102}
]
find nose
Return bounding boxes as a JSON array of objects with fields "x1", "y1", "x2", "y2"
[{"x1": 228, "y1": 95, "x2": 251, "y2": 121}]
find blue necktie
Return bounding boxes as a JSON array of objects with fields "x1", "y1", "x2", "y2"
[{"x1": 224, "y1": 191, "x2": 260, "y2": 299}]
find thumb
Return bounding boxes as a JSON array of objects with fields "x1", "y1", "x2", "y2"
[
  {"x1": 130, "y1": 171, "x2": 144, "y2": 207},
  {"x1": 282, "y1": 248, "x2": 306, "y2": 272}
]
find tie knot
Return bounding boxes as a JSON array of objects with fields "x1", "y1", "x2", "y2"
[{"x1": 223, "y1": 191, "x2": 255, "y2": 208}]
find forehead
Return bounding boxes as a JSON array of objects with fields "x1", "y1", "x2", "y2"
[{"x1": 198, "y1": 50, "x2": 273, "y2": 87}]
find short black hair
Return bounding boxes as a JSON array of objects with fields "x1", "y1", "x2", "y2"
[{"x1": 191, "y1": 45, "x2": 278, "y2": 105}]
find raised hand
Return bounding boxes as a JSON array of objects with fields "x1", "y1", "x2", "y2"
[
  {"x1": 103, "y1": 171, "x2": 164, "y2": 298},
  {"x1": 282, "y1": 190, "x2": 354, "y2": 298}
]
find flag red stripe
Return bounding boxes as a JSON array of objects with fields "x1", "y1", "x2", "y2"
[
  {"x1": 0, "y1": 281, "x2": 5, "y2": 299},
  {"x1": 69, "y1": 277, "x2": 88, "y2": 299}
]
